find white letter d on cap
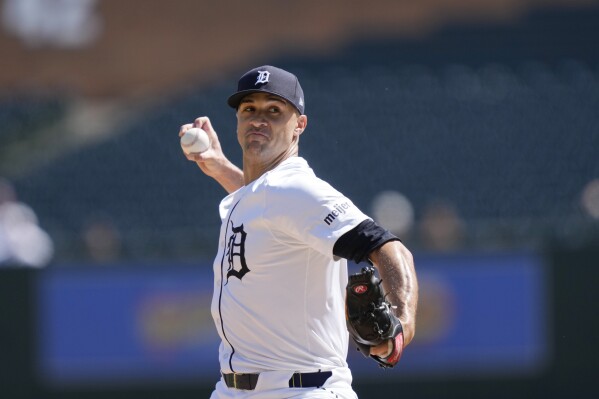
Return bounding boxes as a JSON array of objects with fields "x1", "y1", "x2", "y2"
[{"x1": 256, "y1": 71, "x2": 270, "y2": 85}]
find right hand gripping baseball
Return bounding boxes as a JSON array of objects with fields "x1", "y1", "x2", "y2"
[{"x1": 178, "y1": 116, "x2": 244, "y2": 193}]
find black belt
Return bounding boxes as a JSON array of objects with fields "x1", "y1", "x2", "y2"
[{"x1": 222, "y1": 370, "x2": 332, "y2": 390}]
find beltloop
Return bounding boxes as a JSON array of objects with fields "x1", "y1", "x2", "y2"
[{"x1": 222, "y1": 372, "x2": 260, "y2": 390}]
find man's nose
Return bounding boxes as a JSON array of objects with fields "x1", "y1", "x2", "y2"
[{"x1": 249, "y1": 117, "x2": 267, "y2": 127}]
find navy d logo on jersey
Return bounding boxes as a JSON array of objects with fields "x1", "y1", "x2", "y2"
[
  {"x1": 225, "y1": 222, "x2": 250, "y2": 282},
  {"x1": 255, "y1": 70, "x2": 270, "y2": 85}
]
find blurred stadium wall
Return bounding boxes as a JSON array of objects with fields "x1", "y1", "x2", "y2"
[{"x1": 1, "y1": 1, "x2": 598, "y2": 398}]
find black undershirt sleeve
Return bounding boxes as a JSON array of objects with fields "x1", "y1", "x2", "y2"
[{"x1": 333, "y1": 219, "x2": 400, "y2": 264}]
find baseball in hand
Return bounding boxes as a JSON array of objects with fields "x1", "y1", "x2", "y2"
[{"x1": 181, "y1": 128, "x2": 210, "y2": 154}]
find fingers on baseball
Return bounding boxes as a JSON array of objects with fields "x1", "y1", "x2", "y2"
[
  {"x1": 193, "y1": 116, "x2": 212, "y2": 131},
  {"x1": 179, "y1": 123, "x2": 193, "y2": 137},
  {"x1": 194, "y1": 117, "x2": 220, "y2": 140}
]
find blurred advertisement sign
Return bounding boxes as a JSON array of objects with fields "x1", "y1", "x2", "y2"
[
  {"x1": 37, "y1": 264, "x2": 220, "y2": 386},
  {"x1": 37, "y1": 252, "x2": 548, "y2": 386}
]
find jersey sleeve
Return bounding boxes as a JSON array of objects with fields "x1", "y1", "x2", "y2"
[
  {"x1": 262, "y1": 172, "x2": 369, "y2": 259},
  {"x1": 333, "y1": 219, "x2": 400, "y2": 263}
]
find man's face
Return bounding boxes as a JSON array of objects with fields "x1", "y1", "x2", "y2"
[{"x1": 236, "y1": 92, "x2": 306, "y2": 164}]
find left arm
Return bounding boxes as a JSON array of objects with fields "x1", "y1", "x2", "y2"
[
  {"x1": 368, "y1": 240, "x2": 418, "y2": 347},
  {"x1": 333, "y1": 219, "x2": 418, "y2": 361}
]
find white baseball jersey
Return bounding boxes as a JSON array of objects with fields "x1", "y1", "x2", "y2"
[{"x1": 210, "y1": 156, "x2": 369, "y2": 375}]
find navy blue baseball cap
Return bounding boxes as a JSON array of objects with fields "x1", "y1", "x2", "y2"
[{"x1": 227, "y1": 65, "x2": 305, "y2": 114}]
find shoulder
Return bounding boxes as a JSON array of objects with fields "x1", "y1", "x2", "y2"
[{"x1": 264, "y1": 157, "x2": 338, "y2": 198}]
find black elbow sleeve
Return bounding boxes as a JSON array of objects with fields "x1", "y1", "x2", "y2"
[{"x1": 333, "y1": 219, "x2": 399, "y2": 264}]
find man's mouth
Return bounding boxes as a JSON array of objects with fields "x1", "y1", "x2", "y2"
[{"x1": 246, "y1": 130, "x2": 268, "y2": 139}]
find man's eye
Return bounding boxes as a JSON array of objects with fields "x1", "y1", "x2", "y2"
[{"x1": 269, "y1": 107, "x2": 280, "y2": 113}]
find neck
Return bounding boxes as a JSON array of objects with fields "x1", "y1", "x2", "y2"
[{"x1": 243, "y1": 147, "x2": 298, "y2": 185}]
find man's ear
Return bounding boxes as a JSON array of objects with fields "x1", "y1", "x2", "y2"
[{"x1": 295, "y1": 115, "x2": 308, "y2": 136}]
